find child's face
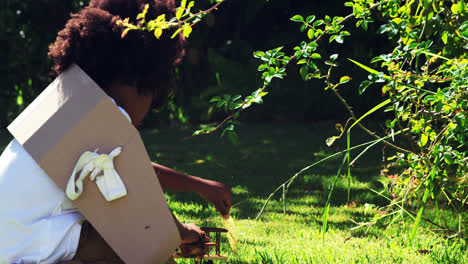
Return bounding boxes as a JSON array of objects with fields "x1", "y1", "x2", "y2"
[
  {"x1": 126, "y1": 91, "x2": 153, "y2": 127},
  {"x1": 107, "y1": 82, "x2": 153, "y2": 127}
]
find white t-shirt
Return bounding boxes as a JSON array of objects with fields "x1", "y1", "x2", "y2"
[{"x1": 0, "y1": 100, "x2": 131, "y2": 264}]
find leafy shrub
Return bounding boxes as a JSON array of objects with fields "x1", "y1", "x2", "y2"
[{"x1": 98, "y1": 0, "x2": 468, "y2": 242}]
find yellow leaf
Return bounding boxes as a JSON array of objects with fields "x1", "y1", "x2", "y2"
[
  {"x1": 171, "y1": 27, "x2": 184, "y2": 38},
  {"x1": 221, "y1": 215, "x2": 238, "y2": 253},
  {"x1": 187, "y1": 1, "x2": 195, "y2": 10},
  {"x1": 420, "y1": 134, "x2": 428, "y2": 147},
  {"x1": 121, "y1": 28, "x2": 131, "y2": 38},
  {"x1": 154, "y1": 28, "x2": 163, "y2": 39},
  {"x1": 156, "y1": 14, "x2": 166, "y2": 23},
  {"x1": 183, "y1": 25, "x2": 192, "y2": 38},
  {"x1": 137, "y1": 4, "x2": 149, "y2": 20},
  {"x1": 176, "y1": 7, "x2": 184, "y2": 20}
]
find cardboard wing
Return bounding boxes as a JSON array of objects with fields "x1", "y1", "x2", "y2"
[{"x1": 7, "y1": 64, "x2": 181, "y2": 264}]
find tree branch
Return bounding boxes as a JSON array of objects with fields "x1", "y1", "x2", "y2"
[{"x1": 332, "y1": 89, "x2": 412, "y2": 154}]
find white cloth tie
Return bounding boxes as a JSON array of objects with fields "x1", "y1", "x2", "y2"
[{"x1": 66, "y1": 147, "x2": 127, "y2": 201}]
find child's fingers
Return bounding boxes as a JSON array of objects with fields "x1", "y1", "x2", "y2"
[
  {"x1": 214, "y1": 200, "x2": 228, "y2": 215},
  {"x1": 224, "y1": 199, "x2": 231, "y2": 215}
]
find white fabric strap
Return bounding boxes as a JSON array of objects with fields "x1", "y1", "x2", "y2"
[{"x1": 66, "y1": 147, "x2": 127, "y2": 202}]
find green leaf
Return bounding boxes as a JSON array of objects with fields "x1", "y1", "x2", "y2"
[
  {"x1": 297, "y1": 59, "x2": 307, "y2": 65},
  {"x1": 330, "y1": 54, "x2": 339, "y2": 61},
  {"x1": 441, "y1": 31, "x2": 448, "y2": 44},
  {"x1": 326, "y1": 136, "x2": 339, "y2": 146},
  {"x1": 227, "y1": 131, "x2": 239, "y2": 145},
  {"x1": 359, "y1": 80, "x2": 371, "y2": 94},
  {"x1": 444, "y1": 153, "x2": 453, "y2": 165},
  {"x1": 339, "y1": 76, "x2": 351, "y2": 84},
  {"x1": 16, "y1": 89, "x2": 23, "y2": 106},
  {"x1": 348, "y1": 58, "x2": 385, "y2": 76},
  {"x1": 459, "y1": 21, "x2": 468, "y2": 40},
  {"x1": 335, "y1": 123, "x2": 344, "y2": 133},
  {"x1": 354, "y1": 4, "x2": 363, "y2": 14},
  {"x1": 306, "y1": 15, "x2": 316, "y2": 24},
  {"x1": 232, "y1": 94, "x2": 242, "y2": 101},
  {"x1": 322, "y1": 154, "x2": 348, "y2": 242},
  {"x1": 253, "y1": 51, "x2": 265, "y2": 58},
  {"x1": 258, "y1": 64, "x2": 268, "y2": 71},
  {"x1": 410, "y1": 167, "x2": 437, "y2": 245},
  {"x1": 340, "y1": 31, "x2": 350, "y2": 36},
  {"x1": 307, "y1": 42, "x2": 318, "y2": 49},
  {"x1": 421, "y1": 134, "x2": 429, "y2": 147},
  {"x1": 307, "y1": 29, "x2": 314, "y2": 39},
  {"x1": 377, "y1": 24, "x2": 390, "y2": 34},
  {"x1": 349, "y1": 99, "x2": 391, "y2": 130},
  {"x1": 443, "y1": 105, "x2": 451, "y2": 114},
  {"x1": 310, "y1": 53, "x2": 321, "y2": 59},
  {"x1": 291, "y1": 15, "x2": 304, "y2": 22},
  {"x1": 335, "y1": 35, "x2": 344, "y2": 43},
  {"x1": 313, "y1": 20, "x2": 324, "y2": 27},
  {"x1": 300, "y1": 66, "x2": 308, "y2": 80},
  {"x1": 308, "y1": 61, "x2": 317, "y2": 70},
  {"x1": 209, "y1": 96, "x2": 221, "y2": 103},
  {"x1": 451, "y1": 1, "x2": 465, "y2": 14}
]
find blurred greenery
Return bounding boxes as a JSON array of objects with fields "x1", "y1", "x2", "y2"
[
  {"x1": 2, "y1": 0, "x2": 393, "y2": 128},
  {"x1": 0, "y1": 0, "x2": 86, "y2": 126}
]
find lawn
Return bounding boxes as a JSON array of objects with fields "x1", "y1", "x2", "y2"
[
  {"x1": 0, "y1": 122, "x2": 464, "y2": 263},
  {"x1": 140, "y1": 122, "x2": 467, "y2": 264}
]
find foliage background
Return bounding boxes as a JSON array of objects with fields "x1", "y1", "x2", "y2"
[
  {"x1": 1, "y1": 0, "x2": 393, "y2": 128},
  {"x1": 2, "y1": 1, "x2": 467, "y2": 261}
]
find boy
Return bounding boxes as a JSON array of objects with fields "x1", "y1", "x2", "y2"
[{"x1": 0, "y1": 0, "x2": 231, "y2": 263}]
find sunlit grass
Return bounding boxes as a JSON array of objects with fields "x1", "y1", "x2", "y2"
[
  {"x1": 0, "y1": 121, "x2": 464, "y2": 263},
  {"x1": 140, "y1": 122, "x2": 468, "y2": 264},
  {"x1": 142, "y1": 122, "x2": 467, "y2": 264}
]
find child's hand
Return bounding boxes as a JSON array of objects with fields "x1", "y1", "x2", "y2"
[
  {"x1": 198, "y1": 179, "x2": 232, "y2": 216},
  {"x1": 180, "y1": 223, "x2": 210, "y2": 244},
  {"x1": 178, "y1": 223, "x2": 210, "y2": 256}
]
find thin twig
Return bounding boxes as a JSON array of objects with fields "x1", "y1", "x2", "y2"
[
  {"x1": 332, "y1": 89, "x2": 412, "y2": 154},
  {"x1": 178, "y1": 0, "x2": 224, "y2": 25}
]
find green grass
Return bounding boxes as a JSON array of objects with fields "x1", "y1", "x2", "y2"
[
  {"x1": 141, "y1": 122, "x2": 467, "y2": 264},
  {"x1": 1, "y1": 122, "x2": 463, "y2": 263}
]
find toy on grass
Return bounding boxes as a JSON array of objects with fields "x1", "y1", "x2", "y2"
[{"x1": 173, "y1": 227, "x2": 228, "y2": 264}]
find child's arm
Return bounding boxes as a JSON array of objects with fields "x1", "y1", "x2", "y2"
[{"x1": 152, "y1": 162, "x2": 231, "y2": 216}]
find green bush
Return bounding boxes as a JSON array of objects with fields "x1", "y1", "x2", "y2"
[{"x1": 190, "y1": 0, "x2": 467, "y2": 242}]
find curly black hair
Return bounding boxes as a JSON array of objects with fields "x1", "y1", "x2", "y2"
[{"x1": 48, "y1": 0, "x2": 186, "y2": 108}]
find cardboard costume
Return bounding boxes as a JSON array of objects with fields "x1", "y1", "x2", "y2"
[{"x1": 8, "y1": 64, "x2": 181, "y2": 264}]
